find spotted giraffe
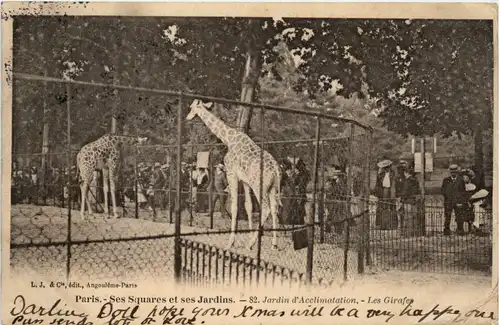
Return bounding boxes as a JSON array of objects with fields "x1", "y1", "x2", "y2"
[
  {"x1": 76, "y1": 133, "x2": 147, "y2": 219},
  {"x1": 186, "y1": 99, "x2": 282, "y2": 250}
]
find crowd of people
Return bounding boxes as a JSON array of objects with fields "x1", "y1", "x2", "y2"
[
  {"x1": 11, "y1": 156, "x2": 491, "y2": 238},
  {"x1": 122, "y1": 161, "x2": 226, "y2": 218},
  {"x1": 374, "y1": 159, "x2": 491, "y2": 236},
  {"x1": 440, "y1": 164, "x2": 491, "y2": 236},
  {"x1": 11, "y1": 163, "x2": 80, "y2": 207}
]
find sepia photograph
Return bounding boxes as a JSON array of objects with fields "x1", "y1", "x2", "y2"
[{"x1": 2, "y1": 2, "x2": 497, "y2": 325}]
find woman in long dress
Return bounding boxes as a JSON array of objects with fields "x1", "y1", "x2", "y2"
[
  {"x1": 471, "y1": 189, "x2": 490, "y2": 236},
  {"x1": 460, "y1": 169, "x2": 477, "y2": 233},
  {"x1": 279, "y1": 160, "x2": 296, "y2": 225}
]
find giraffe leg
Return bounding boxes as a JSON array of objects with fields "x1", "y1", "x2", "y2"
[
  {"x1": 89, "y1": 172, "x2": 98, "y2": 215},
  {"x1": 102, "y1": 168, "x2": 110, "y2": 215},
  {"x1": 86, "y1": 178, "x2": 94, "y2": 215},
  {"x1": 269, "y1": 187, "x2": 279, "y2": 249},
  {"x1": 247, "y1": 195, "x2": 270, "y2": 250},
  {"x1": 226, "y1": 174, "x2": 239, "y2": 250},
  {"x1": 80, "y1": 182, "x2": 88, "y2": 220},
  {"x1": 243, "y1": 183, "x2": 253, "y2": 231},
  {"x1": 108, "y1": 168, "x2": 118, "y2": 218}
]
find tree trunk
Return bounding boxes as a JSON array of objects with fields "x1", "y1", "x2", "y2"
[
  {"x1": 473, "y1": 127, "x2": 485, "y2": 188},
  {"x1": 235, "y1": 21, "x2": 263, "y2": 133}
]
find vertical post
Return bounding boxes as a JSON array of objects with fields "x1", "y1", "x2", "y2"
[
  {"x1": 307, "y1": 117, "x2": 321, "y2": 284},
  {"x1": 111, "y1": 89, "x2": 118, "y2": 134},
  {"x1": 65, "y1": 83, "x2": 72, "y2": 281},
  {"x1": 420, "y1": 138, "x2": 425, "y2": 197},
  {"x1": 134, "y1": 145, "x2": 139, "y2": 219},
  {"x1": 420, "y1": 138, "x2": 426, "y2": 236},
  {"x1": 343, "y1": 124, "x2": 354, "y2": 281},
  {"x1": 169, "y1": 159, "x2": 174, "y2": 224},
  {"x1": 208, "y1": 150, "x2": 214, "y2": 229},
  {"x1": 111, "y1": 118, "x2": 117, "y2": 134},
  {"x1": 320, "y1": 140, "x2": 325, "y2": 244},
  {"x1": 256, "y1": 107, "x2": 265, "y2": 283},
  {"x1": 41, "y1": 70, "x2": 49, "y2": 204},
  {"x1": 357, "y1": 127, "x2": 366, "y2": 274},
  {"x1": 174, "y1": 94, "x2": 184, "y2": 283},
  {"x1": 189, "y1": 146, "x2": 194, "y2": 227},
  {"x1": 365, "y1": 130, "x2": 373, "y2": 266}
]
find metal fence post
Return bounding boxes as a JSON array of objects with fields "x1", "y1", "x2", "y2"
[
  {"x1": 169, "y1": 160, "x2": 174, "y2": 224},
  {"x1": 208, "y1": 150, "x2": 214, "y2": 229},
  {"x1": 174, "y1": 94, "x2": 184, "y2": 283},
  {"x1": 343, "y1": 123, "x2": 354, "y2": 281},
  {"x1": 307, "y1": 117, "x2": 321, "y2": 284},
  {"x1": 65, "y1": 83, "x2": 72, "y2": 282},
  {"x1": 256, "y1": 107, "x2": 265, "y2": 284},
  {"x1": 365, "y1": 130, "x2": 373, "y2": 266},
  {"x1": 357, "y1": 127, "x2": 366, "y2": 274},
  {"x1": 320, "y1": 140, "x2": 325, "y2": 244},
  {"x1": 189, "y1": 146, "x2": 194, "y2": 227},
  {"x1": 135, "y1": 145, "x2": 139, "y2": 219}
]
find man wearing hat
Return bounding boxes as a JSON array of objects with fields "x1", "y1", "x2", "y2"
[
  {"x1": 148, "y1": 162, "x2": 166, "y2": 216},
  {"x1": 168, "y1": 161, "x2": 191, "y2": 216},
  {"x1": 325, "y1": 165, "x2": 348, "y2": 234},
  {"x1": 208, "y1": 163, "x2": 230, "y2": 218},
  {"x1": 441, "y1": 164, "x2": 467, "y2": 235},
  {"x1": 375, "y1": 159, "x2": 398, "y2": 230},
  {"x1": 395, "y1": 160, "x2": 408, "y2": 199}
]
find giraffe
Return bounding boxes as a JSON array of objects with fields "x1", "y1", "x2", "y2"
[
  {"x1": 186, "y1": 99, "x2": 282, "y2": 250},
  {"x1": 76, "y1": 133, "x2": 147, "y2": 220}
]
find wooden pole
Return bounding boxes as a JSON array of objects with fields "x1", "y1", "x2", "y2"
[{"x1": 420, "y1": 138, "x2": 426, "y2": 236}]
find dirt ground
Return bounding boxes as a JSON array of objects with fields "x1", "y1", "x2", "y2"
[{"x1": 10, "y1": 204, "x2": 492, "y2": 288}]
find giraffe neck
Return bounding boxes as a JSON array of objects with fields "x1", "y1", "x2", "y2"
[{"x1": 196, "y1": 107, "x2": 232, "y2": 146}]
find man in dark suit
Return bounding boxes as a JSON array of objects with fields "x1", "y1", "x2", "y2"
[
  {"x1": 441, "y1": 164, "x2": 467, "y2": 235},
  {"x1": 209, "y1": 163, "x2": 230, "y2": 218}
]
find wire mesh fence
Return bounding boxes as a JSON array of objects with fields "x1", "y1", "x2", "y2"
[
  {"x1": 10, "y1": 71, "x2": 492, "y2": 290},
  {"x1": 367, "y1": 198, "x2": 493, "y2": 275}
]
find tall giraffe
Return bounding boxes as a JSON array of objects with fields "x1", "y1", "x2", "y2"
[
  {"x1": 186, "y1": 99, "x2": 282, "y2": 250},
  {"x1": 77, "y1": 133, "x2": 147, "y2": 219}
]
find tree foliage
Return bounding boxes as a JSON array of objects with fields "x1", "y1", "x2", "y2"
[{"x1": 12, "y1": 16, "x2": 493, "y2": 176}]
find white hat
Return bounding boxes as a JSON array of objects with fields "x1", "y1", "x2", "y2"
[
  {"x1": 377, "y1": 159, "x2": 393, "y2": 168},
  {"x1": 470, "y1": 189, "x2": 489, "y2": 200},
  {"x1": 154, "y1": 162, "x2": 161, "y2": 168}
]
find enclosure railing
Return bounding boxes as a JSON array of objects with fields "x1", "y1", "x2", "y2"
[{"x1": 10, "y1": 71, "x2": 374, "y2": 286}]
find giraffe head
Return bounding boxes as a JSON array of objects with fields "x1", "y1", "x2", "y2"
[{"x1": 186, "y1": 99, "x2": 213, "y2": 120}]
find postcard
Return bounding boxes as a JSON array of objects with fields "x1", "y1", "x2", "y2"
[{"x1": 2, "y1": 2, "x2": 498, "y2": 324}]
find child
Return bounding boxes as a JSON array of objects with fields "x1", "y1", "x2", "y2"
[{"x1": 470, "y1": 189, "x2": 490, "y2": 237}]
